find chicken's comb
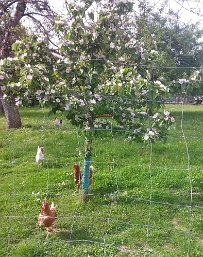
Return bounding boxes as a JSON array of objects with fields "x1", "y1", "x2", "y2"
[{"x1": 42, "y1": 199, "x2": 48, "y2": 209}]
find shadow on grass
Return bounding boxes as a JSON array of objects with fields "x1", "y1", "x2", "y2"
[{"x1": 56, "y1": 228, "x2": 102, "y2": 243}]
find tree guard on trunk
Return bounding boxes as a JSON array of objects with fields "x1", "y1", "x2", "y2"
[{"x1": 82, "y1": 138, "x2": 92, "y2": 201}]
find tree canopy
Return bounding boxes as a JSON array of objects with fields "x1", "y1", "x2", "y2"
[{"x1": 0, "y1": 0, "x2": 202, "y2": 132}]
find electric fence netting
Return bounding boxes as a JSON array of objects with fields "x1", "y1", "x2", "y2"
[
  {"x1": 0, "y1": 0, "x2": 203, "y2": 255},
  {"x1": 0, "y1": 96, "x2": 203, "y2": 256}
]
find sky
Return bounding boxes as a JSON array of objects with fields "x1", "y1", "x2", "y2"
[{"x1": 47, "y1": 0, "x2": 203, "y2": 27}]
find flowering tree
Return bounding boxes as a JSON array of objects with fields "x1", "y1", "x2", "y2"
[
  {"x1": 0, "y1": 0, "x2": 55, "y2": 128},
  {"x1": 0, "y1": 0, "x2": 177, "y2": 197},
  {"x1": 132, "y1": 1, "x2": 203, "y2": 98},
  {"x1": 3, "y1": 1, "x2": 174, "y2": 137},
  {"x1": 169, "y1": 70, "x2": 203, "y2": 99}
]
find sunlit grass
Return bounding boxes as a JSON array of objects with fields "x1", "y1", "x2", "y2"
[{"x1": 0, "y1": 104, "x2": 203, "y2": 256}]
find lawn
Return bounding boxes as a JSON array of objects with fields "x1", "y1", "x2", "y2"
[{"x1": 0, "y1": 104, "x2": 203, "y2": 257}]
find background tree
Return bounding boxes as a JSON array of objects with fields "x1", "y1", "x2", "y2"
[
  {"x1": 0, "y1": 0, "x2": 55, "y2": 128},
  {"x1": 0, "y1": 12, "x2": 27, "y2": 115},
  {"x1": 133, "y1": 1, "x2": 203, "y2": 97}
]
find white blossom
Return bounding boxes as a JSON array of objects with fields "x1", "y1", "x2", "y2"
[
  {"x1": 86, "y1": 85, "x2": 91, "y2": 89},
  {"x1": 164, "y1": 110, "x2": 170, "y2": 117},
  {"x1": 98, "y1": 84, "x2": 103, "y2": 90},
  {"x1": 7, "y1": 57, "x2": 18, "y2": 61},
  {"x1": 15, "y1": 40, "x2": 22, "y2": 44},
  {"x1": 178, "y1": 78, "x2": 187, "y2": 84},
  {"x1": 144, "y1": 134, "x2": 149, "y2": 141},
  {"x1": 130, "y1": 112, "x2": 135, "y2": 117},
  {"x1": 190, "y1": 70, "x2": 200, "y2": 81},
  {"x1": 85, "y1": 125, "x2": 90, "y2": 130},
  {"x1": 101, "y1": 120, "x2": 107, "y2": 124},
  {"x1": 90, "y1": 99, "x2": 96, "y2": 104},
  {"x1": 64, "y1": 104, "x2": 70, "y2": 110},
  {"x1": 144, "y1": 128, "x2": 157, "y2": 141},
  {"x1": 55, "y1": 20, "x2": 64, "y2": 25},
  {"x1": 150, "y1": 50, "x2": 158, "y2": 54},
  {"x1": 110, "y1": 42, "x2": 115, "y2": 48},
  {"x1": 16, "y1": 100, "x2": 22, "y2": 107},
  {"x1": 79, "y1": 39, "x2": 84, "y2": 44},
  {"x1": 79, "y1": 99, "x2": 85, "y2": 106},
  {"x1": 106, "y1": 80, "x2": 111, "y2": 86},
  {"x1": 120, "y1": 68, "x2": 124, "y2": 74},
  {"x1": 148, "y1": 130, "x2": 155, "y2": 137},
  {"x1": 153, "y1": 113, "x2": 159, "y2": 119},
  {"x1": 27, "y1": 75, "x2": 33, "y2": 80},
  {"x1": 118, "y1": 56, "x2": 125, "y2": 61},
  {"x1": 139, "y1": 112, "x2": 147, "y2": 116},
  {"x1": 75, "y1": 115, "x2": 80, "y2": 121},
  {"x1": 155, "y1": 80, "x2": 168, "y2": 91},
  {"x1": 44, "y1": 77, "x2": 49, "y2": 82},
  {"x1": 171, "y1": 117, "x2": 175, "y2": 123},
  {"x1": 21, "y1": 53, "x2": 27, "y2": 58},
  {"x1": 92, "y1": 32, "x2": 99, "y2": 40},
  {"x1": 36, "y1": 90, "x2": 42, "y2": 95}
]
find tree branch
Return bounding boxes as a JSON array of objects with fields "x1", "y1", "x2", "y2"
[
  {"x1": 11, "y1": 0, "x2": 26, "y2": 27},
  {"x1": 24, "y1": 11, "x2": 54, "y2": 21},
  {"x1": 26, "y1": 13, "x2": 58, "y2": 48},
  {"x1": 0, "y1": 0, "x2": 19, "y2": 11}
]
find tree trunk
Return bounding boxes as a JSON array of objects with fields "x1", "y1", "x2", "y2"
[
  {"x1": 0, "y1": 1, "x2": 26, "y2": 128},
  {"x1": 3, "y1": 98, "x2": 21, "y2": 129},
  {"x1": 0, "y1": 88, "x2": 21, "y2": 129},
  {"x1": 0, "y1": 99, "x2": 4, "y2": 114}
]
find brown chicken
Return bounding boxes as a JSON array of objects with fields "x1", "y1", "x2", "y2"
[
  {"x1": 73, "y1": 164, "x2": 94, "y2": 190},
  {"x1": 38, "y1": 199, "x2": 57, "y2": 232},
  {"x1": 73, "y1": 163, "x2": 82, "y2": 192}
]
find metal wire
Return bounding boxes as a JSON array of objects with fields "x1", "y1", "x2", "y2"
[
  {"x1": 144, "y1": 141, "x2": 153, "y2": 255},
  {"x1": 180, "y1": 103, "x2": 193, "y2": 257}
]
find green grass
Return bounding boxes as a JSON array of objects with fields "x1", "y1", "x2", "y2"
[{"x1": 0, "y1": 105, "x2": 203, "y2": 256}]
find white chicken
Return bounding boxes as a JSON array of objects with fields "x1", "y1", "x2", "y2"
[
  {"x1": 54, "y1": 118, "x2": 62, "y2": 127},
  {"x1": 36, "y1": 146, "x2": 44, "y2": 164}
]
